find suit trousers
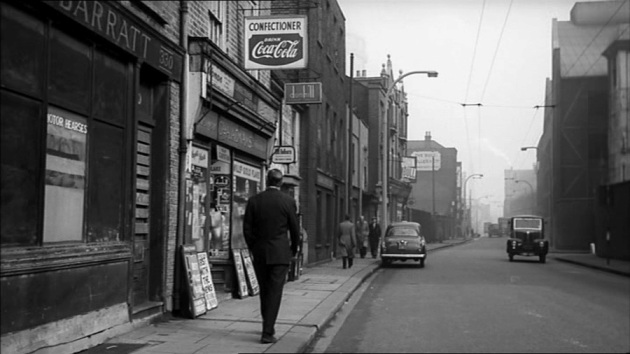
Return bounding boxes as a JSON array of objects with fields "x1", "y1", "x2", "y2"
[{"x1": 253, "y1": 258, "x2": 289, "y2": 337}]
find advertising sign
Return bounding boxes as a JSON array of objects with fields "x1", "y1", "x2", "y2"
[
  {"x1": 244, "y1": 15, "x2": 307, "y2": 70},
  {"x1": 401, "y1": 156, "x2": 417, "y2": 182},
  {"x1": 412, "y1": 151, "x2": 441, "y2": 171},
  {"x1": 285, "y1": 82, "x2": 322, "y2": 104},
  {"x1": 271, "y1": 146, "x2": 296, "y2": 164}
]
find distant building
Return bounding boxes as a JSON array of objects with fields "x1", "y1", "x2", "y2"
[
  {"x1": 504, "y1": 169, "x2": 537, "y2": 217},
  {"x1": 407, "y1": 132, "x2": 458, "y2": 242}
]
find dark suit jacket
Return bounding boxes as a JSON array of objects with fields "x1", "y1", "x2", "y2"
[{"x1": 243, "y1": 187, "x2": 300, "y2": 265}]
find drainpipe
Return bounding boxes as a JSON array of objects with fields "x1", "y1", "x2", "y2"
[{"x1": 173, "y1": 0, "x2": 189, "y2": 313}]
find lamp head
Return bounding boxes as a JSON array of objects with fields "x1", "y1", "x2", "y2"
[
  {"x1": 520, "y1": 147, "x2": 527, "y2": 151},
  {"x1": 428, "y1": 71, "x2": 438, "y2": 78}
]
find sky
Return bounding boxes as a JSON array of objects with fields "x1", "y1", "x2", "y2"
[{"x1": 338, "y1": 0, "x2": 589, "y2": 215}]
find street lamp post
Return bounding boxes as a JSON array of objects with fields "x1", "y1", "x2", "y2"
[
  {"x1": 463, "y1": 174, "x2": 483, "y2": 237},
  {"x1": 380, "y1": 70, "x2": 438, "y2": 237}
]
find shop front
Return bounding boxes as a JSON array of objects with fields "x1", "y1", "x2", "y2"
[
  {"x1": 0, "y1": 1, "x2": 184, "y2": 353},
  {"x1": 186, "y1": 38, "x2": 279, "y2": 297}
]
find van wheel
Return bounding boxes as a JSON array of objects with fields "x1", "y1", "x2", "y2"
[
  {"x1": 539, "y1": 255, "x2": 546, "y2": 263},
  {"x1": 418, "y1": 259, "x2": 425, "y2": 268},
  {"x1": 509, "y1": 254, "x2": 514, "y2": 262},
  {"x1": 381, "y1": 259, "x2": 390, "y2": 267}
]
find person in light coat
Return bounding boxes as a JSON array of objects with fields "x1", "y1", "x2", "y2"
[
  {"x1": 356, "y1": 215, "x2": 369, "y2": 258},
  {"x1": 338, "y1": 214, "x2": 356, "y2": 269}
]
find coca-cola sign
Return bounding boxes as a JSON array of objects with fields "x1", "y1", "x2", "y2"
[{"x1": 244, "y1": 16, "x2": 308, "y2": 70}]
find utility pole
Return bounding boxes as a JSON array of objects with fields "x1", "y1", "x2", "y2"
[{"x1": 346, "y1": 54, "x2": 354, "y2": 218}]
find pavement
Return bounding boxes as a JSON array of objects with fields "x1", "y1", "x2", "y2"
[{"x1": 82, "y1": 238, "x2": 629, "y2": 354}]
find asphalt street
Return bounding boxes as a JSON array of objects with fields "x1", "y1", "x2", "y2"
[{"x1": 318, "y1": 237, "x2": 630, "y2": 353}]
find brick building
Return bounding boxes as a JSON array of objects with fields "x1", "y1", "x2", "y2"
[
  {"x1": 271, "y1": 0, "x2": 348, "y2": 264},
  {"x1": 1, "y1": 1, "x2": 185, "y2": 353}
]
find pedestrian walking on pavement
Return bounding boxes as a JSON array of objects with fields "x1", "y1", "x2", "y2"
[
  {"x1": 368, "y1": 217, "x2": 381, "y2": 258},
  {"x1": 338, "y1": 214, "x2": 356, "y2": 269},
  {"x1": 356, "y1": 215, "x2": 369, "y2": 258},
  {"x1": 243, "y1": 169, "x2": 300, "y2": 344}
]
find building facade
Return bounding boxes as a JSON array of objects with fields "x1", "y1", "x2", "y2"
[
  {"x1": 1, "y1": 1, "x2": 185, "y2": 352},
  {"x1": 407, "y1": 132, "x2": 459, "y2": 242},
  {"x1": 539, "y1": 0, "x2": 628, "y2": 253},
  {"x1": 271, "y1": 0, "x2": 348, "y2": 264},
  {"x1": 352, "y1": 56, "x2": 413, "y2": 230}
]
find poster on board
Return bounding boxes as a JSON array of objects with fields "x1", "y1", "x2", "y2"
[
  {"x1": 197, "y1": 252, "x2": 218, "y2": 310},
  {"x1": 232, "y1": 249, "x2": 249, "y2": 299},
  {"x1": 181, "y1": 245, "x2": 207, "y2": 318},
  {"x1": 241, "y1": 249, "x2": 259, "y2": 296}
]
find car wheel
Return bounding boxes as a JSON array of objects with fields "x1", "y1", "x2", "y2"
[
  {"x1": 381, "y1": 259, "x2": 390, "y2": 267},
  {"x1": 419, "y1": 258, "x2": 425, "y2": 268},
  {"x1": 509, "y1": 254, "x2": 514, "y2": 262},
  {"x1": 539, "y1": 255, "x2": 546, "y2": 263}
]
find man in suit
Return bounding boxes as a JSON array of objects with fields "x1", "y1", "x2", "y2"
[
  {"x1": 368, "y1": 217, "x2": 381, "y2": 258},
  {"x1": 244, "y1": 169, "x2": 300, "y2": 344}
]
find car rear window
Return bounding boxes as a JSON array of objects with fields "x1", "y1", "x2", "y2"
[{"x1": 387, "y1": 226, "x2": 419, "y2": 237}]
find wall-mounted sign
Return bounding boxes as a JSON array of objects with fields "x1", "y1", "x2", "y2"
[
  {"x1": 285, "y1": 82, "x2": 322, "y2": 104},
  {"x1": 44, "y1": 0, "x2": 183, "y2": 81},
  {"x1": 271, "y1": 146, "x2": 296, "y2": 164},
  {"x1": 244, "y1": 15, "x2": 307, "y2": 70},
  {"x1": 412, "y1": 151, "x2": 441, "y2": 171},
  {"x1": 216, "y1": 145, "x2": 231, "y2": 163}
]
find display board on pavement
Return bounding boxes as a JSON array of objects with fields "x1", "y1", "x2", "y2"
[
  {"x1": 232, "y1": 249, "x2": 249, "y2": 299},
  {"x1": 181, "y1": 245, "x2": 207, "y2": 318},
  {"x1": 241, "y1": 249, "x2": 259, "y2": 296},
  {"x1": 197, "y1": 252, "x2": 219, "y2": 310}
]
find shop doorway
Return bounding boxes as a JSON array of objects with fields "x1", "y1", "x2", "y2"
[{"x1": 131, "y1": 67, "x2": 168, "y2": 316}]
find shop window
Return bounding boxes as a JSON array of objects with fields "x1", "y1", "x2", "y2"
[
  {"x1": 232, "y1": 161, "x2": 261, "y2": 249},
  {"x1": 0, "y1": 5, "x2": 45, "y2": 97},
  {"x1": 94, "y1": 49, "x2": 127, "y2": 125},
  {"x1": 209, "y1": 145, "x2": 232, "y2": 259},
  {"x1": 43, "y1": 106, "x2": 87, "y2": 242},
  {"x1": 86, "y1": 120, "x2": 125, "y2": 242},
  {"x1": 49, "y1": 28, "x2": 91, "y2": 114},
  {"x1": 190, "y1": 146, "x2": 210, "y2": 251},
  {"x1": 1, "y1": 4, "x2": 131, "y2": 248},
  {"x1": 0, "y1": 91, "x2": 42, "y2": 246}
]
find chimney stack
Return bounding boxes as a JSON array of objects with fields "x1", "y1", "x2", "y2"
[{"x1": 425, "y1": 131, "x2": 432, "y2": 141}]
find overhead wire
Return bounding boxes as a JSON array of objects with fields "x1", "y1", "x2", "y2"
[
  {"x1": 477, "y1": 0, "x2": 513, "y2": 178},
  {"x1": 462, "y1": 0, "x2": 487, "y2": 175}
]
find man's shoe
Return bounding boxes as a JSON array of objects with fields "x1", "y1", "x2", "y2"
[{"x1": 261, "y1": 335, "x2": 277, "y2": 344}]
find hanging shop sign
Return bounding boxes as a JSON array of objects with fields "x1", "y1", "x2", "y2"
[
  {"x1": 244, "y1": 15, "x2": 307, "y2": 70},
  {"x1": 43, "y1": 0, "x2": 183, "y2": 81},
  {"x1": 271, "y1": 146, "x2": 296, "y2": 164},
  {"x1": 284, "y1": 82, "x2": 322, "y2": 105},
  {"x1": 412, "y1": 151, "x2": 441, "y2": 171},
  {"x1": 401, "y1": 156, "x2": 417, "y2": 182}
]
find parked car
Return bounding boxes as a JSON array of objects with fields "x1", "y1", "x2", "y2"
[
  {"x1": 506, "y1": 215, "x2": 548, "y2": 263},
  {"x1": 380, "y1": 221, "x2": 426, "y2": 267}
]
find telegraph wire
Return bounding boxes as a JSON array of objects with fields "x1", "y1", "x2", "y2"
[
  {"x1": 479, "y1": 0, "x2": 514, "y2": 102},
  {"x1": 462, "y1": 0, "x2": 486, "y2": 175}
]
